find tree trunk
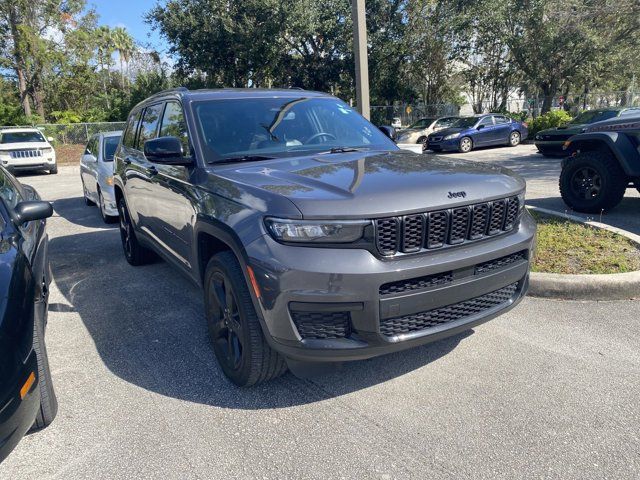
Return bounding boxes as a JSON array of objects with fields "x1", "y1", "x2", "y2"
[
  {"x1": 541, "y1": 80, "x2": 558, "y2": 114},
  {"x1": 8, "y1": 5, "x2": 32, "y2": 117}
]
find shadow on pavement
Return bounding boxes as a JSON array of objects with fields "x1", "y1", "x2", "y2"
[
  {"x1": 52, "y1": 196, "x2": 116, "y2": 230},
  {"x1": 49, "y1": 228, "x2": 469, "y2": 409}
]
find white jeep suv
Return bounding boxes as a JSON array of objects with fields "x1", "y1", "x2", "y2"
[{"x1": 0, "y1": 128, "x2": 57, "y2": 174}]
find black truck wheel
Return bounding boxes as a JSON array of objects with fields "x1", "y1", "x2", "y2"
[
  {"x1": 204, "y1": 251, "x2": 287, "y2": 386},
  {"x1": 559, "y1": 151, "x2": 627, "y2": 213}
]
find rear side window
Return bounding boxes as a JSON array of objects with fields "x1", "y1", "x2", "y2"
[
  {"x1": 84, "y1": 136, "x2": 98, "y2": 155},
  {"x1": 103, "y1": 136, "x2": 120, "y2": 162},
  {"x1": 494, "y1": 116, "x2": 510, "y2": 124},
  {"x1": 137, "y1": 104, "x2": 164, "y2": 149},
  {"x1": 159, "y1": 102, "x2": 190, "y2": 155},
  {"x1": 122, "y1": 111, "x2": 141, "y2": 148}
]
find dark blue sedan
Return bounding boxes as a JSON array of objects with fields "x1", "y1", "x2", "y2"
[
  {"x1": 0, "y1": 167, "x2": 57, "y2": 463},
  {"x1": 425, "y1": 114, "x2": 528, "y2": 153}
]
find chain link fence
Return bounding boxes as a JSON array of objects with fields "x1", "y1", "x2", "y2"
[{"x1": 0, "y1": 122, "x2": 126, "y2": 145}]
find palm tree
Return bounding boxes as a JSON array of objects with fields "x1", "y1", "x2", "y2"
[
  {"x1": 112, "y1": 27, "x2": 135, "y2": 90},
  {"x1": 95, "y1": 26, "x2": 113, "y2": 107}
]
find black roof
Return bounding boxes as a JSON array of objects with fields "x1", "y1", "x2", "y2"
[{"x1": 133, "y1": 87, "x2": 330, "y2": 110}]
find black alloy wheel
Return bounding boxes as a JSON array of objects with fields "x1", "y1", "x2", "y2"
[
  {"x1": 570, "y1": 166, "x2": 602, "y2": 201},
  {"x1": 208, "y1": 271, "x2": 244, "y2": 373}
]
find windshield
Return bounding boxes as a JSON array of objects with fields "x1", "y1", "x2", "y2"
[
  {"x1": 1, "y1": 131, "x2": 46, "y2": 144},
  {"x1": 570, "y1": 110, "x2": 619, "y2": 125},
  {"x1": 451, "y1": 117, "x2": 478, "y2": 128},
  {"x1": 409, "y1": 118, "x2": 435, "y2": 129},
  {"x1": 103, "y1": 136, "x2": 120, "y2": 162},
  {"x1": 194, "y1": 97, "x2": 397, "y2": 161}
]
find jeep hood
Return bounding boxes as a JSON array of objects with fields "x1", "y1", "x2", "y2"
[
  {"x1": 211, "y1": 150, "x2": 525, "y2": 218},
  {"x1": 0, "y1": 141, "x2": 50, "y2": 151}
]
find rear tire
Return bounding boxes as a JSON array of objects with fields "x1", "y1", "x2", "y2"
[
  {"x1": 458, "y1": 136, "x2": 473, "y2": 153},
  {"x1": 559, "y1": 151, "x2": 627, "y2": 213},
  {"x1": 417, "y1": 136, "x2": 427, "y2": 145},
  {"x1": 30, "y1": 307, "x2": 58, "y2": 431},
  {"x1": 508, "y1": 131, "x2": 521, "y2": 147},
  {"x1": 204, "y1": 251, "x2": 287, "y2": 386},
  {"x1": 117, "y1": 197, "x2": 155, "y2": 266}
]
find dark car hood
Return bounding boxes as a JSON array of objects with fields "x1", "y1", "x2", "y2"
[
  {"x1": 210, "y1": 150, "x2": 525, "y2": 218},
  {"x1": 430, "y1": 127, "x2": 465, "y2": 137},
  {"x1": 538, "y1": 124, "x2": 586, "y2": 137}
]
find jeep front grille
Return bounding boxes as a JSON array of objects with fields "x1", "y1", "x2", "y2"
[
  {"x1": 374, "y1": 196, "x2": 521, "y2": 256},
  {"x1": 9, "y1": 149, "x2": 43, "y2": 159},
  {"x1": 379, "y1": 283, "x2": 518, "y2": 336}
]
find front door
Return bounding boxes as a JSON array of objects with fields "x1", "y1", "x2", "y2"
[
  {"x1": 474, "y1": 116, "x2": 496, "y2": 145},
  {"x1": 147, "y1": 101, "x2": 196, "y2": 271}
]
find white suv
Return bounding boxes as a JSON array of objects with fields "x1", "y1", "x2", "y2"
[{"x1": 0, "y1": 128, "x2": 57, "y2": 174}]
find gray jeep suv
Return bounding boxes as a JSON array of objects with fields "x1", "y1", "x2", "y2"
[{"x1": 113, "y1": 88, "x2": 536, "y2": 386}]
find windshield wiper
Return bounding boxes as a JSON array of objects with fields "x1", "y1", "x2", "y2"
[
  {"x1": 320, "y1": 147, "x2": 368, "y2": 154},
  {"x1": 216, "y1": 155, "x2": 276, "y2": 163}
]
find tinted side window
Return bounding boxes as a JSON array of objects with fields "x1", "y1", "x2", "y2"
[
  {"x1": 494, "y1": 116, "x2": 509, "y2": 124},
  {"x1": 0, "y1": 169, "x2": 22, "y2": 209},
  {"x1": 123, "y1": 111, "x2": 141, "y2": 148},
  {"x1": 478, "y1": 116, "x2": 494, "y2": 127},
  {"x1": 160, "y1": 102, "x2": 190, "y2": 155},
  {"x1": 137, "y1": 104, "x2": 163, "y2": 149}
]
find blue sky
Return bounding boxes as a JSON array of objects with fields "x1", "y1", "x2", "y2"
[{"x1": 90, "y1": 0, "x2": 168, "y2": 53}]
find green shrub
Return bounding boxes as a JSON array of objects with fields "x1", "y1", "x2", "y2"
[{"x1": 528, "y1": 110, "x2": 573, "y2": 137}]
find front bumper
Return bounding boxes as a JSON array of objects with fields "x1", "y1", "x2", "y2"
[
  {"x1": 0, "y1": 352, "x2": 39, "y2": 463},
  {"x1": 534, "y1": 140, "x2": 567, "y2": 156},
  {"x1": 246, "y1": 211, "x2": 536, "y2": 362},
  {"x1": 425, "y1": 138, "x2": 459, "y2": 152},
  {"x1": 99, "y1": 186, "x2": 118, "y2": 216},
  {"x1": 2, "y1": 156, "x2": 56, "y2": 171}
]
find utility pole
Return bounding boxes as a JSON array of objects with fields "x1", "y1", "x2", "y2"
[{"x1": 351, "y1": 0, "x2": 370, "y2": 120}]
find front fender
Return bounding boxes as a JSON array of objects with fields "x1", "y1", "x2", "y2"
[{"x1": 565, "y1": 132, "x2": 640, "y2": 176}]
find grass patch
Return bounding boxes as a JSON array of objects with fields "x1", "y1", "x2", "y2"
[{"x1": 530, "y1": 210, "x2": 640, "y2": 274}]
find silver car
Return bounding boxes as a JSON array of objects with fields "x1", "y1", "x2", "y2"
[
  {"x1": 396, "y1": 116, "x2": 460, "y2": 145},
  {"x1": 80, "y1": 131, "x2": 122, "y2": 223}
]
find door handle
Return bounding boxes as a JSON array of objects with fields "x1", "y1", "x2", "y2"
[{"x1": 148, "y1": 165, "x2": 158, "y2": 177}]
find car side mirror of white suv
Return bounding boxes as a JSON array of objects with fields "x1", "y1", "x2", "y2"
[{"x1": 47, "y1": 137, "x2": 54, "y2": 143}]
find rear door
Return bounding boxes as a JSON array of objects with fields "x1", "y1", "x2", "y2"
[
  {"x1": 493, "y1": 115, "x2": 513, "y2": 144},
  {"x1": 122, "y1": 104, "x2": 163, "y2": 234}
]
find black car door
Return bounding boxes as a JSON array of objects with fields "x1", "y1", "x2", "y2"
[
  {"x1": 146, "y1": 101, "x2": 197, "y2": 273},
  {"x1": 124, "y1": 104, "x2": 164, "y2": 236}
]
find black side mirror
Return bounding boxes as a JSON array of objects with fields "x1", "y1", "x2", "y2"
[
  {"x1": 477, "y1": 125, "x2": 485, "y2": 130},
  {"x1": 378, "y1": 126, "x2": 397, "y2": 141},
  {"x1": 144, "y1": 137, "x2": 192, "y2": 166},
  {"x1": 13, "y1": 201, "x2": 53, "y2": 225}
]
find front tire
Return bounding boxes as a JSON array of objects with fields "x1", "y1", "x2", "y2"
[
  {"x1": 458, "y1": 136, "x2": 473, "y2": 153},
  {"x1": 508, "y1": 131, "x2": 521, "y2": 147},
  {"x1": 117, "y1": 197, "x2": 155, "y2": 265},
  {"x1": 49, "y1": 165, "x2": 58, "y2": 174},
  {"x1": 417, "y1": 136, "x2": 427, "y2": 146},
  {"x1": 559, "y1": 151, "x2": 627, "y2": 213},
  {"x1": 204, "y1": 251, "x2": 287, "y2": 387}
]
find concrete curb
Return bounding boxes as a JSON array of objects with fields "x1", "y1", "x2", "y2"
[{"x1": 528, "y1": 206, "x2": 640, "y2": 300}]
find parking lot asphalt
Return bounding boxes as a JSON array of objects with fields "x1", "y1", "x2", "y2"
[
  {"x1": 1, "y1": 164, "x2": 639, "y2": 479},
  {"x1": 425, "y1": 143, "x2": 640, "y2": 235}
]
